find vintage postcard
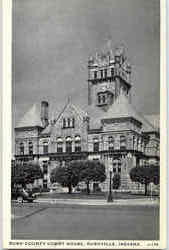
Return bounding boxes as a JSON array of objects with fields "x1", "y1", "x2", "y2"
[{"x1": 2, "y1": 0, "x2": 167, "y2": 248}]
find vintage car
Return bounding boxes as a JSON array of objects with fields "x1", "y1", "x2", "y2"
[{"x1": 11, "y1": 188, "x2": 37, "y2": 203}]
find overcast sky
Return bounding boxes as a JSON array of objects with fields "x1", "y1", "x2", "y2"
[{"x1": 12, "y1": 0, "x2": 160, "y2": 127}]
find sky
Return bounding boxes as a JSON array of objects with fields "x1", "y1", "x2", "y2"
[{"x1": 12, "y1": 0, "x2": 160, "y2": 128}]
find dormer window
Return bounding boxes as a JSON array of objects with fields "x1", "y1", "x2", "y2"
[{"x1": 62, "y1": 117, "x2": 75, "y2": 129}]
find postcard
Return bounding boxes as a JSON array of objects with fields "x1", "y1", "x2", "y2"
[{"x1": 2, "y1": 0, "x2": 167, "y2": 248}]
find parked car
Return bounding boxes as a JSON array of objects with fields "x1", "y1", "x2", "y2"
[
  {"x1": 49, "y1": 183, "x2": 67, "y2": 193},
  {"x1": 11, "y1": 188, "x2": 37, "y2": 203}
]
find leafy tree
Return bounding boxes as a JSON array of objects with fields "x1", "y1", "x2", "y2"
[
  {"x1": 50, "y1": 160, "x2": 83, "y2": 194},
  {"x1": 129, "y1": 165, "x2": 160, "y2": 196},
  {"x1": 112, "y1": 173, "x2": 121, "y2": 190},
  {"x1": 11, "y1": 161, "x2": 43, "y2": 188},
  {"x1": 50, "y1": 160, "x2": 106, "y2": 195},
  {"x1": 79, "y1": 160, "x2": 106, "y2": 195}
]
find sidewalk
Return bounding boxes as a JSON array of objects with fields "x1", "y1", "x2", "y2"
[{"x1": 35, "y1": 197, "x2": 159, "y2": 206}]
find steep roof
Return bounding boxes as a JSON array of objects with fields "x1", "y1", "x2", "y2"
[
  {"x1": 55, "y1": 101, "x2": 88, "y2": 123},
  {"x1": 16, "y1": 104, "x2": 43, "y2": 128},
  {"x1": 41, "y1": 101, "x2": 88, "y2": 135}
]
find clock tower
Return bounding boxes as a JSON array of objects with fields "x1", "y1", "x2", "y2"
[{"x1": 88, "y1": 46, "x2": 132, "y2": 111}]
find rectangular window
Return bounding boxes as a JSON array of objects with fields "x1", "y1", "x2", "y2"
[
  {"x1": 104, "y1": 69, "x2": 107, "y2": 78},
  {"x1": 93, "y1": 142, "x2": 99, "y2": 152},
  {"x1": 43, "y1": 145, "x2": 48, "y2": 154},
  {"x1": 57, "y1": 146, "x2": 63, "y2": 153},
  {"x1": 43, "y1": 162, "x2": 48, "y2": 174},
  {"x1": 111, "y1": 68, "x2": 114, "y2": 77},
  {"x1": 66, "y1": 142, "x2": 72, "y2": 153},
  {"x1": 75, "y1": 146, "x2": 81, "y2": 152},
  {"x1": 94, "y1": 71, "x2": 97, "y2": 79},
  {"x1": 100, "y1": 70, "x2": 103, "y2": 78}
]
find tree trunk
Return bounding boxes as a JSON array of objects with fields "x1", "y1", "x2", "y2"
[
  {"x1": 145, "y1": 183, "x2": 148, "y2": 196},
  {"x1": 68, "y1": 184, "x2": 72, "y2": 194},
  {"x1": 86, "y1": 181, "x2": 90, "y2": 195}
]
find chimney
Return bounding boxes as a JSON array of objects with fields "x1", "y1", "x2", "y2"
[{"x1": 41, "y1": 101, "x2": 49, "y2": 128}]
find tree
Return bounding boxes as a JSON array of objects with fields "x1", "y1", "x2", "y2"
[
  {"x1": 79, "y1": 160, "x2": 106, "y2": 195},
  {"x1": 11, "y1": 161, "x2": 43, "y2": 188},
  {"x1": 129, "y1": 165, "x2": 160, "y2": 196},
  {"x1": 50, "y1": 160, "x2": 83, "y2": 194},
  {"x1": 112, "y1": 173, "x2": 121, "y2": 190}
]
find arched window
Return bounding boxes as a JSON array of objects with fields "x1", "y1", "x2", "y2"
[
  {"x1": 120, "y1": 135, "x2": 126, "y2": 150},
  {"x1": 66, "y1": 137, "x2": 72, "y2": 153},
  {"x1": 20, "y1": 142, "x2": 24, "y2": 155},
  {"x1": 28, "y1": 141, "x2": 33, "y2": 155},
  {"x1": 93, "y1": 138, "x2": 99, "y2": 152},
  {"x1": 75, "y1": 135, "x2": 81, "y2": 152},
  {"x1": 108, "y1": 136, "x2": 114, "y2": 151},
  {"x1": 43, "y1": 141, "x2": 48, "y2": 154},
  {"x1": 57, "y1": 138, "x2": 63, "y2": 153}
]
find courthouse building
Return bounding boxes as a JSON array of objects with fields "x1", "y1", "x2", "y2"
[{"x1": 14, "y1": 46, "x2": 160, "y2": 191}]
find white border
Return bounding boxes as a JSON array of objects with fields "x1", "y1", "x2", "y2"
[{"x1": 2, "y1": 0, "x2": 167, "y2": 248}]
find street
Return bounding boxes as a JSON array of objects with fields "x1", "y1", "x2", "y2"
[{"x1": 11, "y1": 202, "x2": 159, "y2": 240}]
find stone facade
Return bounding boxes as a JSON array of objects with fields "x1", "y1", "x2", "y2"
[{"x1": 14, "y1": 46, "x2": 160, "y2": 192}]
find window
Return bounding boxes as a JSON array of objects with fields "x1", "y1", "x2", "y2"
[
  {"x1": 98, "y1": 95, "x2": 101, "y2": 104},
  {"x1": 43, "y1": 161, "x2": 48, "y2": 174},
  {"x1": 62, "y1": 117, "x2": 75, "y2": 128},
  {"x1": 102, "y1": 95, "x2": 106, "y2": 103},
  {"x1": 113, "y1": 159, "x2": 121, "y2": 173},
  {"x1": 93, "y1": 138, "x2": 99, "y2": 152},
  {"x1": 57, "y1": 138, "x2": 63, "y2": 153},
  {"x1": 111, "y1": 68, "x2": 114, "y2": 77},
  {"x1": 100, "y1": 70, "x2": 103, "y2": 78},
  {"x1": 94, "y1": 71, "x2": 97, "y2": 79},
  {"x1": 43, "y1": 142, "x2": 48, "y2": 154},
  {"x1": 108, "y1": 136, "x2": 114, "y2": 151},
  {"x1": 120, "y1": 135, "x2": 126, "y2": 150},
  {"x1": 72, "y1": 117, "x2": 75, "y2": 128},
  {"x1": 28, "y1": 141, "x2": 33, "y2": 155},
  {"x1": 104, "y1": 69, "x2": 107, "y2": 78},
  {"x1": 97, "y1": 93, "x2": 107, "y2": 105},
  {"x1": 118, "y1": 161, "x2": 121, "y2": 173},
  {"x1": 66, "y1": 137, "x2": 72, "y2": 153},
  {"x1": 20, "y1": 142, "x2": 24, "y2": 155},
  {"x1": 75, "y1": 136, "x2": 81, "y2": 152},
  {"x1": 63, "y1": 118, "x2": 66, "y2": 128}
]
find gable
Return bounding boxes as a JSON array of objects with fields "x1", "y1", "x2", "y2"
[{"x1": 51, "y1": 102, "x2": 88, "y2": 137}]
